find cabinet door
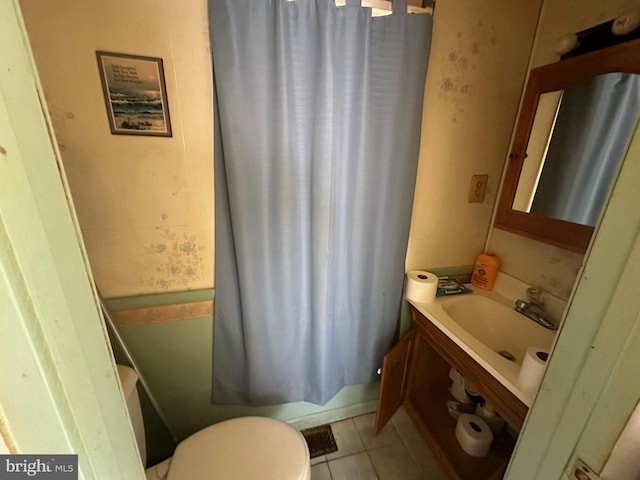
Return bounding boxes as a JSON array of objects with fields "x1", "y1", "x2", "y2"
[{"x1": 374, "y1": 330, "x2": 416, "y2": 435}]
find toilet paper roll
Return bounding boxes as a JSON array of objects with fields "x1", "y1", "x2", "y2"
[
  {"x1": 455, "y1": 414, "x2": 493, "y2": 457},
  {"x1": 449, "y1": 368, "x2": 472, "y2": 404},
  {"x1": 518, "y1": 347, "x2": 549, "y2": 395},
  {"x1": 405, "y1": 271, "x2": 438, "y2": 303}
]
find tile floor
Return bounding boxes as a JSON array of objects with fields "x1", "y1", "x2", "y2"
[{"x1": 309, "y1": 407, "x2": 448, "y2": 480}]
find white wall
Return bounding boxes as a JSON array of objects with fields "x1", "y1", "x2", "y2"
[
  {"x1": 24, "y1": 0, "x2": 635, "y2": 303},
  {"x1": 22, "y1": 0, "x2": 545, "y2": 297},
  {"x1": 405, "y1": 0, "x2": 542, "y2": 272},
  {"x1": 20, "y1": 0, "x2": 214, "y2": 298}
]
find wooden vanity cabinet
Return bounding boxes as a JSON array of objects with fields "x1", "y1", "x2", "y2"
[{"x1": 375, "y1": 305, "x2": 527, "y2": 480}]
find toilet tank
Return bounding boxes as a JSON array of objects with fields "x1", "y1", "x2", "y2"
[{"x1": 117, "y1": 365, "x2": 147, "y2": 465}]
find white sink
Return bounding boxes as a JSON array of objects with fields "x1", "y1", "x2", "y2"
[
  {"x1": 408, "y1": 275, "x2": 562, "y2": 406},
  {"x1": 441, "y1": 294, "x2": 555, "y2": 365}
]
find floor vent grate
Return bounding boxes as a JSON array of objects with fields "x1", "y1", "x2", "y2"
[{"x1": 301, "y1": 424, "x2": 338, "y2": 458}]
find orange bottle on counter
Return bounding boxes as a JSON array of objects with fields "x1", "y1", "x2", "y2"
[{"x1": 471, "y1": 251, "x2": 500, "y2": 291}]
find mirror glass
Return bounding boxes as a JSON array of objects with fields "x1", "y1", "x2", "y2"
[
  {"x1": 512, "y1": 73, "x2": 640, "y2": 227},
  {"x1": 494, "y1": 39, "x2": 640, "y2": 253}
]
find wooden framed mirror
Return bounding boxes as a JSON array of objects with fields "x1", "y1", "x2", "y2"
[{"x1": 494, "y1": 38, "x2": 640, "y2": 253}]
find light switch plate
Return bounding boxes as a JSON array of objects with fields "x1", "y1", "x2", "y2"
[{"x1": 468, "y1": 174, "x2": 488, "y2": 203}]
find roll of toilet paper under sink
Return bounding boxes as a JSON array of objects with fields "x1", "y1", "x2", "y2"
[
  {"x1": 405, "y1": 271, "x2": 438, "y2": 303},
  {"x1": 518, "y1": 346, "x2": 550, "y2": 396},
  {"x1": 455, "y1": 414, "x2": 494, "y2": 457},
  {"x1": 449, "y1": 367, "x2": 472, "y2": 404}
]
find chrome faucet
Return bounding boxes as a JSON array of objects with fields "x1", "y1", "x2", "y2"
[{"x1": 514, "y1": 287, "x2": 557, "y2": 330}]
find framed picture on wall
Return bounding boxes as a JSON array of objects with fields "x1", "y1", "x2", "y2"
[{"x1": 96, "y1": 51, "x2": 172, "y2": 137}]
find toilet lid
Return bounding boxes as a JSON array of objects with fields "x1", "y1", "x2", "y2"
[{"x1": 167, "y1": 417, "x2": 310, "y2": 480}]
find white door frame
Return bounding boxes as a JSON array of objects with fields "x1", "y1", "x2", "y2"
[{"x1": 0, "y1": 1, "x2": 143, "y2": 478}]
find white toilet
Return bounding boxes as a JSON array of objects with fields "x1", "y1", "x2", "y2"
[{"x1": 117, "y1": 365, "x2": 311, "y2": 480}]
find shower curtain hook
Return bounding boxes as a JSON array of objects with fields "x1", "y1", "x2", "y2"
[{"x1": 392, "y1": 0, "x2": 408, "y2": 14}]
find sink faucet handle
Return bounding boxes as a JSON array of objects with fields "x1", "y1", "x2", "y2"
[{"x1": 526, "y1": 287, "x2": 544, "y2": 306}]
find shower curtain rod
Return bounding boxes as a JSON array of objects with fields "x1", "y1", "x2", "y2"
[{"x1": 98, "y1": 290, "x2": 179, "y2": 445}]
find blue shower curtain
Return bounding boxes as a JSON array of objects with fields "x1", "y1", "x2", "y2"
[{"x1": 210, "y1": 0, "x2": 432, "y2": 405}]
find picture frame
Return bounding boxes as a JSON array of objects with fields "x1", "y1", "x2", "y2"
[{"x1": 96, "y1": 51, "x2": 172, "y2": 137}]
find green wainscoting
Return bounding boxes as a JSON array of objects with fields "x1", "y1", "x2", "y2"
[
  {"x1": 106, "y1": 290, "x2": 379, "y2": 465},
  {"x1": 106, "y1": 267, "x2": 475, "y2": 464}
]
